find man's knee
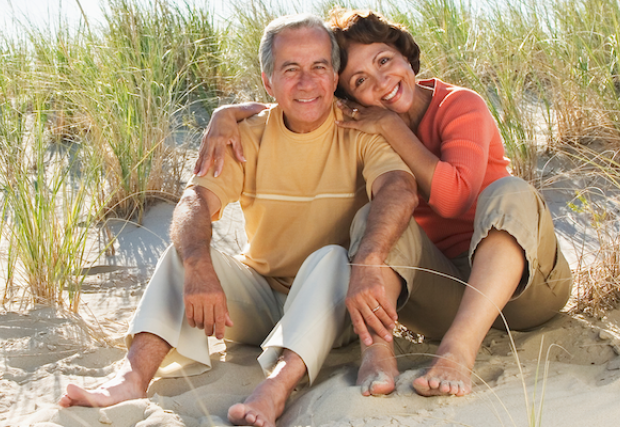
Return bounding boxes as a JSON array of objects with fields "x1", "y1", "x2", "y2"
[{"x1": 300, "y1": 245, "x2": 350, "y2": 285}]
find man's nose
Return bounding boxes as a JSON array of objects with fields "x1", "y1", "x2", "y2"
[{"x1": 297, "y1": 70, "x2": 316, "y2": 89}]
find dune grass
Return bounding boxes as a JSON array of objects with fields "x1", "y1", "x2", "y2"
[
  {"x1": 0, "y1": 65, "x2": 105, "y2": 311},
  {"x1": 1, "y1": 0, "x2": 619, "y2": 316}
]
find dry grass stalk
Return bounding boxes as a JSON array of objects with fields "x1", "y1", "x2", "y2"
[{"x1": 571, "y1": 241, "x2": 620, "y2": 318}]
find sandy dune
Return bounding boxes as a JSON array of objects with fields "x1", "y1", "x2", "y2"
[{"x1": 2, "y1": 163, "x2": 620, "y2": 426}]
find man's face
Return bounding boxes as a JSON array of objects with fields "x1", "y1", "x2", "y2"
[{"x1": 262, "y1": 26, "x2": 338, "y2": 133}]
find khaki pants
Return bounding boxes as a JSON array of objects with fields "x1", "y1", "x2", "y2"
[
  {"x1": 350, "y1": 176, "x2": 573, "y2": 340},
  {"x1": 127, "y1": 245, "x2": 354, "y2": 383}
]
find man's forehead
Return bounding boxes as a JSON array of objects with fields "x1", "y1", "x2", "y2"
[{"x1": 272, "y1": 27, "x2": 331, "y2": 61}]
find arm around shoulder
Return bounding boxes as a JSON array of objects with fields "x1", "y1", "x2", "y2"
[{"x1": 194, "y1": 102, "x2": 269, "y2": 177}]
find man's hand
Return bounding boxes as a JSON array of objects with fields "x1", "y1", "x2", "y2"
[
  {"x1": 183, "y1": 256, "x2": 233, "y2": 339},
  {"x1": 346, "y1": 256, "x2": 398, "y2": 347},
  {"x1": 346, "y1": 171, "x2": 418, "y2": 347},
  {"x1": 171, "y1": 185, "x2": 231, "y2": 338}
]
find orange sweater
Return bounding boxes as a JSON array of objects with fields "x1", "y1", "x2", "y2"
[{"x1": 415, "y1": 79, "x2": 511, "y2": 258}]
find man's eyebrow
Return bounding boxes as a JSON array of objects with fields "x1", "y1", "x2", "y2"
[
  {"x1": 280, "y1": 60, "x2": 299, "y2": 69},
  {"x1": 279, "y1": 59, "x2": 330, "y2": 69}
]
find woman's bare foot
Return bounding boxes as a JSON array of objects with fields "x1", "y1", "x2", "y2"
[
  {"x1": 357, "y1": 342, "x2": 399, "y2": 396},
  {"x1": 228, "y1": 378, "x2": 288, "y2": 427},
  {"x1": 412, "y1": 342, "x2": 475, "y2": 397},
  {"x1": 58, "y1": 371, "x2": 147, "y2": 408}
]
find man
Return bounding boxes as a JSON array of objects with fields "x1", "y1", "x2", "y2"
[{"x1": 59, "y1": 14, "x2": 418, "y2": 427}]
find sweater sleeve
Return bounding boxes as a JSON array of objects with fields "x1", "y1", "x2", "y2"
[{"x1": 428, "y1": 89, "x2": 498, "y2": 218}]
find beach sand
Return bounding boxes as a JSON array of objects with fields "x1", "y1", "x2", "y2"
[{"x1": 2, "y1": 162, "x2": 620, "y2": 427}]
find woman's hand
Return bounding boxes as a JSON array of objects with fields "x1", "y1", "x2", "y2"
[
  {"x1": 194, "y1": 103, "x2": 268, "y2": 177},
  {"x1": 336, "y1": 99, "x2": 400, "y2": 136}
]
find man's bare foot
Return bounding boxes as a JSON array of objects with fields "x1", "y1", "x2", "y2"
[
  {"x1": 228, "y1": 378, "x2": 288, "y2": 427},
  {"x1": 58, "y1": 371, "x2": 147, "y2": 408},
  {"x1": 412, "y1": 346, "x2": 474, "y2": 397},
  {"x1": 357, "y1": 342, "x2": 399, "y2": 396}
]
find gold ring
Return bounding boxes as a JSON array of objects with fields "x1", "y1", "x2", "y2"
[{"x1": 372, "y1": 305, "x2": 381, "y2": 313}]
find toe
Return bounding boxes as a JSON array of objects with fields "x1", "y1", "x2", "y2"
[
  {"x1": 438, "y1": 379, "x2": 452, "y2": 394},
  {"x1": 245, "y1": 410, "x2": 258, "y2": 425},
  {"x1": 58, "y1": 394, "x2": 72, "y2": 408},
  {"x1": 360, "y1": 379, "x2": 371, "y2": 396},
  {"x1": 448, "y1": 380, "x2": 461, "y2": 395},
  {"x1": 428, "y1": 376, "x2": 441, "y2": 391},
  {"x1": 412, "y1": 376, "x2": 431, "y2": 395}
]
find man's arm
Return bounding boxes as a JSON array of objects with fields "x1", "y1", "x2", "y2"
[
  {"x1": 170, "y1": 185, "x2": 233, "y2": 339},
  {"x1": 346, "y1": 171, "x2": 418, "y2": 346}
]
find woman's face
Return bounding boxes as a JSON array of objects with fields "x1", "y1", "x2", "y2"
[{"x1": 339, "y1": 42, "x2": 416, "y2": 114}]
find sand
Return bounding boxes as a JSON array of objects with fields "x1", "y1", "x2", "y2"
[{"x1": 2, "y1": 155, "x2": 620, "y2": 426}]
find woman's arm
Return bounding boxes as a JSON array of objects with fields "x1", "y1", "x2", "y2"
[
  {"x1": 337, "y1": 100, "x2": 438, "y2": 200},
  {"x1": 194, "y1": 102, "x2": 268, "y2": 177},
  {"x1": 337, "y1": 89, "x2": 500, "y2": 217}
]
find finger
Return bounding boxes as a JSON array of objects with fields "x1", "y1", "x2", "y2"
[
  {"x1": 194, "y1": 133, "x2": 208, "y2": 174},
  {"x1": 335, "y1": 119, "x2": 364, "y2": 130},
  {"x1": 186, "y1": 303, "x2": 196, "y2": 328},
  {"x1": 336, "y1": 99, "x2": 350, "y2": 112},
  {"x1": 231, "y1": 137, "x2": 246, "y2": 163},
  {"x1": 213, "y1": 303, "x2": 227, "y2": 339},
  {"x1": 203, "y1": 303, "x2": 214, "y2": 336},
  {"x1": 349, "y1": 308, "x2": 372, "y2": 346},
  {"x1": 213, "y1": 152, "x2": 224, "y2": 178},
  {"x1": 193, "y1": 304, "x2": 205, "y2": 330},
  {"x1": 194, "y1": 150, "x2": 208, "y2": 175},
  {"x1": 197, "y1": 153, "x2": 214, "y2": 177},
  {"x1": 196, "y1": 135, "x2": 215, "y2": 176},
  {"x1": 376, "y1": 294, "x2": 398, "y2": 322},
  {"x1": 225, "y1": 312, "x2": 234, "y2": 327},
  {"x1": 363, "y1": 306, "x2": 393, "y2": 343},
  {"x1": 346, "y1": 99, "x2": 364, "y2": 110},
  {"x1": 193, "y1": 156, "x2": 201, "y2": 175},
  {"x1": 374, "y1": 306, "x2": 396, "y2": 331}
]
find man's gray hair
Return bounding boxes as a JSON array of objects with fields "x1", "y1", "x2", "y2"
[{"x1": 259, "y1": 14, "x2": 340, "y2": 80}]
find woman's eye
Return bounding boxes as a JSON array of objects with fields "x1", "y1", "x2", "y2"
[
  {"x1": 380, "y1": 57, "x2": 390, "y2": 65},
  {"x1": 355, "y1": 77, "x2": 365, "y2": 87}
]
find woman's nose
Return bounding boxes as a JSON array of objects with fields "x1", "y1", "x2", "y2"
[{"x1": 374, "y1": 73, "x2": 390, "y2": 93}]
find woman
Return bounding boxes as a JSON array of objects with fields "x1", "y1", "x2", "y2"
[{"x1": 194, "y1": 9, "x2": 572, "y2": 398}]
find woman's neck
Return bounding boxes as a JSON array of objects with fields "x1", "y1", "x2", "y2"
[{"x1": 400, "y1": 82, "x2": 434, "y2": 131}]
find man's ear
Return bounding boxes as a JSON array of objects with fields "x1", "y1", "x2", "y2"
[
  {"x1": 262, "y1": 72, "x2": 275, "y2": 97},
  {"x1": 332, "y1": 71, "x2": 339, "y2": 92}
]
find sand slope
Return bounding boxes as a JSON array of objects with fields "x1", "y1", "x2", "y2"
[{"x1": 2, "y1": 170, "x2": 620, "y2": 426}]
